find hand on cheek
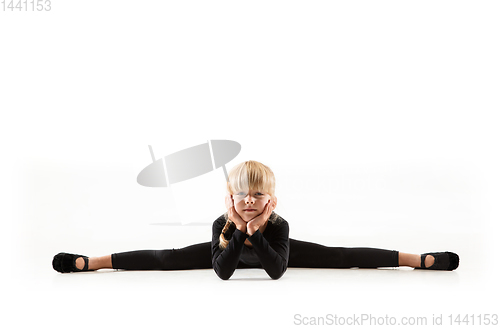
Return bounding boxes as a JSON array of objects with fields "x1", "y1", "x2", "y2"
[
  {"x1": 225, "y1": 194, "x2": 247, "y2": 232},
  {"x1": 247, "y1": 200, "x2": 274, "y2": 236},
  {"x1": 272, "y1": 196, "x2": 277, "y2": 211}
]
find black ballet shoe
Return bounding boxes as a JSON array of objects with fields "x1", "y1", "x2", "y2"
[
  {"x1": 414, "y1": 251, "x2": 459, "y2": 271},
  {"x1": 52, "y1": 252, "x2": 95, "y2": 273}
]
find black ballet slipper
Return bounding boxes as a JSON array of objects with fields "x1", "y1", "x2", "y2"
[
  {"x1": 52, "y1": 252, "x2": 95, "y2": 273},
  {"x1": 414, "y1": 251, "x2": 459, "y2": 271}
]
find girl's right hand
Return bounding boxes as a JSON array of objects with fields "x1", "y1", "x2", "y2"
[
  {"x1": 224, "y1": 194, "x2": 234, "y2": 211},
  {"x1": 225, "y1": 194, "x2": 247, "y2": 233}
]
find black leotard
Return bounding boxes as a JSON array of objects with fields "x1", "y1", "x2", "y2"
[{"x1": 211, "y1": 214, "x2": 289, "y2": 280}]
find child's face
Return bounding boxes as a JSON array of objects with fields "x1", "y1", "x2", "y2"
[{"x1": 232, "y1": 189, "x2": 272, "y2": 222}]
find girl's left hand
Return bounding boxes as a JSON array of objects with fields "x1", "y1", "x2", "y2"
[{"x1": 247, "y1": 196, "x2": 277, "y2": 236}]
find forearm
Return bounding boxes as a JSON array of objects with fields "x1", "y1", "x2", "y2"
[
  {"x1": 212, "y1": 228, "x2": 247, "y2": 280},
  {"x1": 247, "y1": 231, "x2": 288, "y2": 280}
]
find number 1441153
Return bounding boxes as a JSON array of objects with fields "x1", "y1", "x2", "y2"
[{"x1": 2, "y1": 0, "x2": 51, "y2": 11}]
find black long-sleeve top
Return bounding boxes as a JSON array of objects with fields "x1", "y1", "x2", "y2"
[{"x1": 211, "y1": 213, "x2": 290, "y2": 280}]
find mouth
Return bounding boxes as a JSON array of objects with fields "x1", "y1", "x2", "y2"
[{"x1": 243, "y1": 209, "x2": 257, "y2": 212}]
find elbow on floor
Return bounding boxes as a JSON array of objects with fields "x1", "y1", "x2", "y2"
[
  {"x1": 215, "y1": 271, "x2": 233, "y2": 281},
  {"x1": 269, "y1": 271, "x2": 285, "y2": 280},
  {"x1": 269, "y1": 266, "x2": 288, "y2": 280}
]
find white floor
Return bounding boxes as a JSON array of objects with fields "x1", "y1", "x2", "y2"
[{"x1": 4, "y1": 222, "x2": 497, "y2": 329}]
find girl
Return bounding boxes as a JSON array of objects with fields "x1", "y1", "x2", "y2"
[{"x1": 52, "y1": 160, "x2": 459, "y2": 280}]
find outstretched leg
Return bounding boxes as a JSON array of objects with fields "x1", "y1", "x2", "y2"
[
  {"x1": 110, "y1": 242, "x2": 212, "y2": 270},
  {"x1": 288, "y1": 238, "x2": 400, "y2": 268},
  {"x1": 68, "y1": 242, "x2": 213, "y2": 272}
]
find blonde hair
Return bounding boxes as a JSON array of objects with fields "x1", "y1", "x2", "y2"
[{"x1": 219, "y1": 160, "x2": 280, "y2": 249}]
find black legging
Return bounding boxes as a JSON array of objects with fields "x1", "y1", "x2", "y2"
[{"x1": 111, "y1": 239, "x2": 399, "y2": 270}]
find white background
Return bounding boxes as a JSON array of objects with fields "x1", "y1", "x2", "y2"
[{"x1": 2, "y1": 1, "x2": 499, "y2": 328}]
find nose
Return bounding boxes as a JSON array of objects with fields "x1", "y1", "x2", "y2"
[{"x1": 244, "y1": 195, "x2": 255, "y2": 204}]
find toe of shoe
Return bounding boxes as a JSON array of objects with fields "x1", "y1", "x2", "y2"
[
  {"x1": 446, "y1": 252, "x2": 459, "y2": 271},
  {"x1": 52, "y1": 252, "x2": 73, "y2": 273},
  {"x1": 52, "y1": 253, "x2": 65, "y2": 273}
]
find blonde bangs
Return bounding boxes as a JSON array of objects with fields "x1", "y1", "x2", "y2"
[
  {"x1": 227, "y1": 163, "x2": 249, "y2": 194},
  {"x1": 227, "y1": 160, "x2": 275, "y2": 196}
]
